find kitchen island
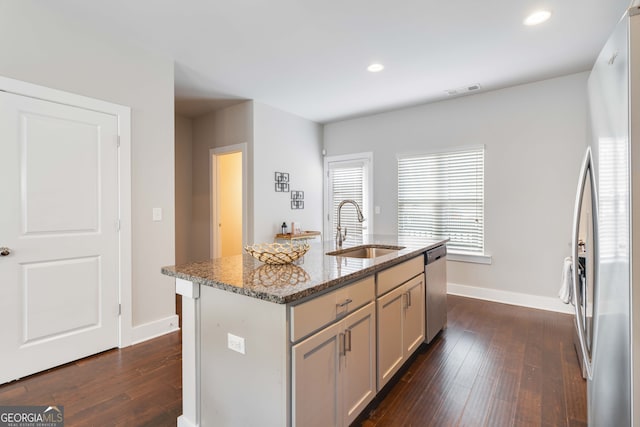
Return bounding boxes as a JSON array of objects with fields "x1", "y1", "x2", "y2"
[{"x1": 162, "y1": 235, "x2": 447, "y2": 427}]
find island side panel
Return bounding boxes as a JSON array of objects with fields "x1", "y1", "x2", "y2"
[
  {"x1": 199, "y1": 285, "x2": 290, "y2": 427},
  {"x1": 176, "y1": 278, "x2": 201, "y2": 427}
]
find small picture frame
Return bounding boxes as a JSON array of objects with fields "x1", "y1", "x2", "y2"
[
  {"x1": 291, "y1": 200, "x2": 304, "y2": 209},
  {"x1": 274, "y1": 172, "x2": 289, "y2": 183},
  {"x1": 274, "y1": 172, "x2": 290, "y2": 192},
  {"x1": 275, "y1": 182, "x2": 290, "y2": 192},
  {"x1": 291, "y1": 191, "x2": 304, "y2": 200}
]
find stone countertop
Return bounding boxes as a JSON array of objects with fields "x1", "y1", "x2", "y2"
[{"x1": 161, "y1": 235, "x2": 447, "y2": 304}]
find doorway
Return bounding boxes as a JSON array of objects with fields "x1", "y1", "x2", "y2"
[
  {"x1": 0, "y1": 76, "x2": 132, "y2": 383},
  {"x1": 211, "y1": 144, "x2": 247, "y2": 258}
]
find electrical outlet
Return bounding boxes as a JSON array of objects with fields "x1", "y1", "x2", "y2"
[
  {"x1": 227, "y1": 333, "x2": 246, "y2": 354},
  {"x1": 152, "y1": 207, "x2": 162, "y2": 221},
  {"x1": 375, "y1": 206, "x2": 381, "y2": 214}
]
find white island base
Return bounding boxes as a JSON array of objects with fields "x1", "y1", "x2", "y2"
[{"x1": 177, "y1": 278, "x2": 291, "y2": 427}]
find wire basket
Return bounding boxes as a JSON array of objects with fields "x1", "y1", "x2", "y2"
[{"x1": 244, "y1": 242, "x2": 310, "y2": 265}]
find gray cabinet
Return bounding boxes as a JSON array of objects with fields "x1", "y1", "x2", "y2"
[
  {"x1": 377, "y1": 271, "x2": 425, "y2": 389},
  {"x1": 292, "y1": 319, "x2": 341, "y2": 427},
  {"x1": 292, "y1": 302, "x2": 376, "y2": 427}
]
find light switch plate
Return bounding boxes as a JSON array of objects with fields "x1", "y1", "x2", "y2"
[
  {"x1": 152, "y1": 207, "x2": 162, "y2": 221},
  {"x1": 227, "y1": 333, "x2": 246, "y2": 354},
  {"x1": 375, "y1": 206, "x2": 381, "y2": 214}
]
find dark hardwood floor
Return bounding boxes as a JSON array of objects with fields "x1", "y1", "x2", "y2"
[
  {"x1": 0, "y1": 295, "x2": 585, "y2": 427},
  {"x1": 0, "y1": 332, "x2": 182, "y2": 426},
  {"x1": 360, "y1": 296, "x2": 586, "y2": 427}
]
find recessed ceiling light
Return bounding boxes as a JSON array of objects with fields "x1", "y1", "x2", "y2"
[
  {"x1": 367, "y1": 63, "x2": 384, "y2": 72},
  {"x1": 524, "y1": 10, "x2": 551, "y2": 26}
]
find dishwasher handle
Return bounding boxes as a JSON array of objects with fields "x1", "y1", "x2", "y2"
[{"x1": 426, "y1": 245, "x2": 447, "y2": 264}]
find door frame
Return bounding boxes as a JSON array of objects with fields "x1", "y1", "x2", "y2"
[
  {"x1": 210, "y1": 143, "x2": 248, "y2": 259},
  {"x1": 323, "y1": 152, "x2": 374, "y2": 239},
  {"x1": 0, "y1": 75, "x2": 133, "y2": 347}
]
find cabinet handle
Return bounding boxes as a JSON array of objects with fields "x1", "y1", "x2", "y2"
[
  {"x1": 407, "y1": 289, "x2": 412, "y2": 308},
  {"x1": 336, "y1": 298, "x2": 353, "y2": 308},
  {"x1": 339, "y1": 332, "x2": 345, "y2": 356},
  {"x1": 403, "y1": 292, "x2": 409, "y2": 310},
  {"x1": 345, "y1": 329, "x2": 352, "y2": 353}
]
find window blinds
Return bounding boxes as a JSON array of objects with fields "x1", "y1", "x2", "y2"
[
  {"x1": 398, "y1": 148, "x2": 484, "y2": 254},
  {"x1": 328, "y1": 161, "x2": 366, "y2": 240}
]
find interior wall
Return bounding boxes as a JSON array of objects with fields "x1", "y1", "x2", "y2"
[
  {"x1": 252, "y1": 102, "x2": 324, "y2": 244},
  {"x1": 323, "y1": 73, "x2": 588, "y2": 301},
  {"x1": 0, "y1": 2, "x2": 176, "y2": 329},
  {"x1": 175, "y1": 115, "x2": 193, "y2": 265},
  {"x1": 191, "y1": 102, "x2": 253, "y2": 261},
  {"x1": 218, "y1": 152, "x2": 243, "y2": 256}
]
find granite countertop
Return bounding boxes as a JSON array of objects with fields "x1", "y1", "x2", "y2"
[{"x1": 161, "y1": 235, "x2": 447, "y2": 304}]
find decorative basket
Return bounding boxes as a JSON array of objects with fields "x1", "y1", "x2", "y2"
[{"x1": 244, "y1": 242, "x2": 310, "y2": 265}]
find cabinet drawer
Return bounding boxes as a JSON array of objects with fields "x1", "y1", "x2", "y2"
[
  {"x1": 376, "y1": 255, "x2": 423, "y2": 296},
  {"x1": 291, "y1": 276, "x2": 374, "y2": 342}
]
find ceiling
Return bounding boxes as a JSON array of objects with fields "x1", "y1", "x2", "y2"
[{"x1": 42, "y1": 0, "x2": 631, "y2": 123}]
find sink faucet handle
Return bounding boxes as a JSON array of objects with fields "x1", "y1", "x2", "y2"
[{"x1": 343, "y1": 227, "x2": 347, "y2": 241}]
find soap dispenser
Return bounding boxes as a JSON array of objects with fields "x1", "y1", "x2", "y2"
[{"x1": 281, "y1": 222, "x2": 288, "y2": 235}]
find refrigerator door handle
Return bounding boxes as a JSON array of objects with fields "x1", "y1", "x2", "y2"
[{"x1": 572, "y1": 147, "x2": 594, "y2": 380}]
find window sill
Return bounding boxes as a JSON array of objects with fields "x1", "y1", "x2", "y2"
[{"x1": 447, "y1": 252, "x2": 492, "y2": 265}]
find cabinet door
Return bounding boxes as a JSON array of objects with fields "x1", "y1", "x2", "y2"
[
  {"x1": 292, "y1": 321, "x2": 342, "y2": 427},
  {"x1": 377, "y1": 284, "x2": 405, "y2": 389},
  {"x1": 343, "y1": 302, "x2": 376, "y2": 426},
  {"x1": 403, "y1": 274, "x2": 425, "y2": 356}
]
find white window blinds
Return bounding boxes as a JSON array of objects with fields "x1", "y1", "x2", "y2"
[
  {"x1": 398, "y1": 147, "x2": 484, "y2": 254},
  {"x1": 328, "y1": 161, "x2": 367, "y2": 240}
]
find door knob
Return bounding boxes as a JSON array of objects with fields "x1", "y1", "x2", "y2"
[{"x1": 0, "y1": 247, "x2": 11, "y2": 256}]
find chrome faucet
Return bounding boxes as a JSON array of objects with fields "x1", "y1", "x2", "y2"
[{"x1": 336, "y1": 199, "x2": 365, "y2": 247}]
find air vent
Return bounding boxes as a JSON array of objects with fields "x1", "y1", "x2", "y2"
[{"x1": 445, "y1": 83, "x2": 482, "y2": 96}]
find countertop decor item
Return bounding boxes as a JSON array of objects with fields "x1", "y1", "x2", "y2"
[
  {"x1": 274, "y1": 230, "x2": 321, "y2": 242},
  {"x1": 244, "y1": 242, "x2": 310, "y2": 265}
]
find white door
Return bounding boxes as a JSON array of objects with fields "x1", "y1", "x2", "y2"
[
  {"x1": 215, "y1": 151, "x2": 243, "y2": 257},
  {"x1": 0, "y1": 91, "x2": 120, "y2": 383},
  {"x1": 210, "y1": 144, "x2": 247, "y2": 259}
]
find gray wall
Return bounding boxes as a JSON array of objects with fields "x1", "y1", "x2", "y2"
[
  {"x1": 253, "y1": 102, "x2": 324, "y2": 243},
  {"x1": 175, "y1": 116, "x2": 193, "y2": 265},
  {"x1": 183, "y1": 101, "x2": 323, "y2": 256},
  {"x1": 324, "y1": 73, "x2": 588, "y2": 300},
  {"x1": 190, "y1": 102, "x2": 254, "y2": 261},
  {"x1": 0, "y1": 2, "x2": 176, "y2": 328}
]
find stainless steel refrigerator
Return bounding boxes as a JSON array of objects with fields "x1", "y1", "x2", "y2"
[{"x1": 572, "y1": 6, "x2": 640, "y2": 425}]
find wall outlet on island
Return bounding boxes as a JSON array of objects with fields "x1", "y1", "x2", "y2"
[
  {"x1": 227, "y1": 333, "x2": 246, "y2": 354},
  {"x1": 152, "y1": 207, "x2": 162, "y2": 221}
]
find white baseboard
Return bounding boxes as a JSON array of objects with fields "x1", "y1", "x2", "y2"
[
  {"x1": 177, "y1": 415, "x2": 197, "y2": 427},
  {"x1": 131, "y1": 314, "x2": 180, "y2": 345},
  {"x1": 447, "y1": 282, "x2": 574, "y2": 314}
]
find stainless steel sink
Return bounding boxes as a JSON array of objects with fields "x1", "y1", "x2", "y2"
[{"x1": 326, "y1": 245, "x2": 405, "y2": 259}]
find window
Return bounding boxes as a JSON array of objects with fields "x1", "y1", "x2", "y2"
[
  {"x1": 398, "y1": 147, "x2": 484, "y2": 255},
  {"x1": 324, "y1": 153, "x2": 373, "y2": 241}
]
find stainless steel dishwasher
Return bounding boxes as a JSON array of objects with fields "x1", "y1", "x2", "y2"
[{"x1": 425, "y1": 245, "x2": 447, "y2": 343}]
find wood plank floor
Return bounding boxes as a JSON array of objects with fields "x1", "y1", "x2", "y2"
[
  {"x1": 360, "y1": 296, "x2": 586, "y2": 427},
  {"x1": 0, "y1": 295, "x2": 585, "y2": 426},
  {"x1": 0, "y1": 332, "x2": 182, "y2": 426}
]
